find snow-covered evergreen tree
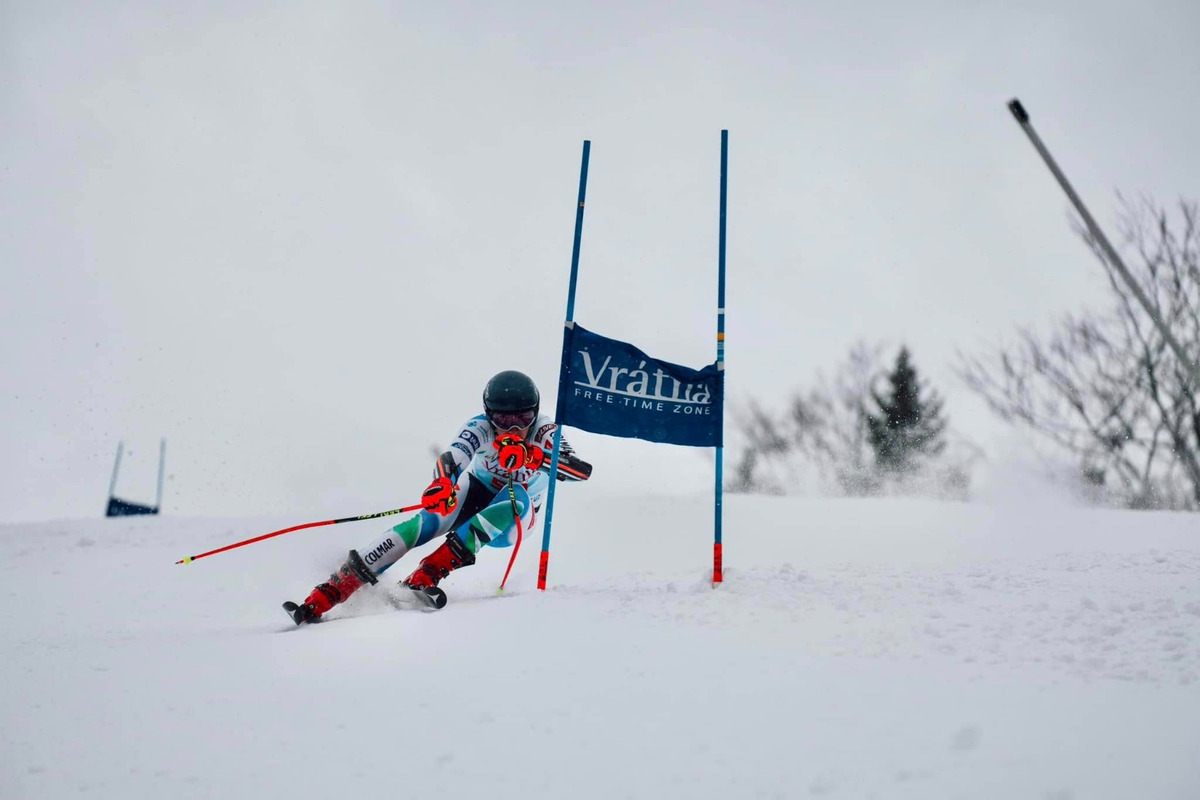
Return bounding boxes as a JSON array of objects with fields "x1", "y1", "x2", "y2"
[{"x1": 865, "y1": 347, "x2": 947, "y2": 473}]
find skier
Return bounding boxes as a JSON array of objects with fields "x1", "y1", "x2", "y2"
[{"x1": 283, "y1": 370, "x2": 590, "y2": 624}]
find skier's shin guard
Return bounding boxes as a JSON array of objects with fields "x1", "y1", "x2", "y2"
[
  {"x1": 401, "y1": 533, "x2": 476, "y2": 590},
  {"x1": 302, "y1": 549, "x2": 378, "y2": 618}
]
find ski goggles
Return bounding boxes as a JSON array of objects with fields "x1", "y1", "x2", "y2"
[{"x1": 488, "y1": 408, "x2": 537, "y2": 431}]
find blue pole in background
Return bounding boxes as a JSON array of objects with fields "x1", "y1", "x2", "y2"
[
  {"x1": 539, "y1": 140, "x2": 591, "y2": 590},
  {"x1": 713, "y1": 130, "x2": 728, "y2": 586}
]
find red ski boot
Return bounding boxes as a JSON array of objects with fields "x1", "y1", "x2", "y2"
[
  {"x1": 284, "y1": 549, "x2": 377, "y2": 625},
  {"x1": 401, "y1": 534, "x2": 475, "y2": 608}
]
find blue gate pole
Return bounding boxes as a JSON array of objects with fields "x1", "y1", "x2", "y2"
[
  {"x1": 539, "y1": 140, "x2": 591, "y2": 590},
  {"x1": 713, "y1": 130, "x2": 728, "y2": 587}
]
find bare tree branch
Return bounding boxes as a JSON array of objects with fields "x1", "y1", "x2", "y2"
[{"x1": 961, "y1": 197, "x2": 1200, "y2": 509}]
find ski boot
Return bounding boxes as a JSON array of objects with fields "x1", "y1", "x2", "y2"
[
  {"x1": 283, "y1": 549, "x2": 377, "y2": 625},
  {"x1": 401, "y1": 533, "x2": 475, "y2": 609}
]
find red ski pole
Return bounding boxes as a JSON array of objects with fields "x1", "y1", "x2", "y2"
[
  {"x1": 175, "y1": 503, "x2": 423, "y2": 565},
  {"x1": 498, "y1": 475, "x2": 525, "y2": 592}
]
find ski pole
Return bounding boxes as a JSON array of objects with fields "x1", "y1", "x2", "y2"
[
  {"x1": 1007, "y1": 98, "x2": 1200, "y2": 389},
  {"x1": 175, "y1": 503, "x2": 424, "y2": 565},
  {"x1": 498, "y1": 474, "x2": 524, "y2": 592}
]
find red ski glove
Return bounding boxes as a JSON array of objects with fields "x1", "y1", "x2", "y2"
[
  {"x1": 524, "y1": 444, "x2": 546, "y2": 471},
  {"x1": 421, "y1": 476, "x2": 457, "y2": 516},
  {"x1": 494, "y1": 435, "x2": 546, "y2": 473},
  {"x1": 495, "y1": 436, "x2": 528, "y2": 472}
]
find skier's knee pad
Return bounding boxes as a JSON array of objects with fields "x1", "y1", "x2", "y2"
[{"x1": 477, "y1": 488, "x2": 536, "y2": 549}]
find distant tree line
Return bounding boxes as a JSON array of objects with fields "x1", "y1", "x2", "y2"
[
  {"x1": 731, "y1": 344, "x2": 973, "y2": 499},
  {"x1": 732, "y1": 196, "x2": 1200, "y2": 512}
]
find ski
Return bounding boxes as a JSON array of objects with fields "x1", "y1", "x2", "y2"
[
  {"x1": 281, "y1": 587, "x2": 446, "y2": 627},
  {"x1": 409, "y1": 585, "x2": 447, "y2": 610},
  {"x1": 282, "y1": 600, "x2": 318, "y2": 625}
]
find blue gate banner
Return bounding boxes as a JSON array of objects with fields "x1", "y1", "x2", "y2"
[{"x1": 559, "y1": 323, "x2": 723, "y2": 447}]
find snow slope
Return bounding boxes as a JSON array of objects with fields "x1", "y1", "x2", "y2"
[{"x1": 2, "y1": 493, "x2": 1198, "y2": 799}]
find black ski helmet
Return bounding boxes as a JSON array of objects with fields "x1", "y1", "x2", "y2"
[{"x1": 483, "y1": 370, "x2": 540, "y2": 420}]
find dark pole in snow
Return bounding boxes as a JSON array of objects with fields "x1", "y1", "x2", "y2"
[{"x1": 1007, "y1": 99, "x2": 1198, "y2": 389}]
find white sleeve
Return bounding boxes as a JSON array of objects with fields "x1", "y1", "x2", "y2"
[{"x1": 440, "y1": 415, "x2": 493, "y2": 477}]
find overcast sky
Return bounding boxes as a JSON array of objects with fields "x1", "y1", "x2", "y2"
[{"x1": 3, "y1": 0, "x2": 1198, "y2": 522}]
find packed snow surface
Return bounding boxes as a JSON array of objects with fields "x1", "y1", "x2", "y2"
[{"x1": 2, "y1": 492, "x2": 1198, "y2": 799}]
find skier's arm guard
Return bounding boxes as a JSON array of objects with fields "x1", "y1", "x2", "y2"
[
  {"x1": 434, "y1": 451, "x2": 461, "y2": 482},
  {"x1": 552, "y1": 449, "x2": 592, "y2": 482}
]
